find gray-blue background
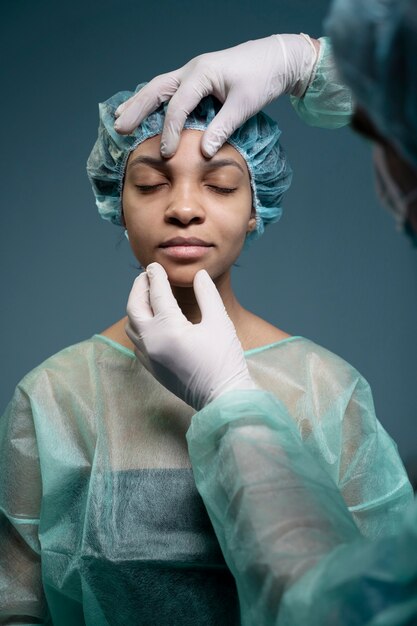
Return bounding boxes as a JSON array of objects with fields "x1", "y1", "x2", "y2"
[{"x1": 1, "y1": 0, "x2": 416, "y2": 468}]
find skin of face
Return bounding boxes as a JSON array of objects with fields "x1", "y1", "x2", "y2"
[{"x1": 122, "y1": 129, "x2": 256, "y2": 289}]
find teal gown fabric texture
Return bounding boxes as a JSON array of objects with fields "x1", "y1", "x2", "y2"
[
  {"x1": 187, "y1": 390, "x2": 417, "y2": 625},
  {"x1": 290, "y1": 36, "x2": 354, "y2": 129},
  {"x1": 0, "y1": 334, "x2": 412, "y2": 624}
]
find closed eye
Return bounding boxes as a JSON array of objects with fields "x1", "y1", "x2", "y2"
[
  {"x1": 135, "y1": 184, "x2": 237, "y2": 195},
  {"x1": 135, "y1": 184, "x2": 167, "y2": 193},
  {"x1": 207, "y1": 186, "x2": 237, "y2": 195}
]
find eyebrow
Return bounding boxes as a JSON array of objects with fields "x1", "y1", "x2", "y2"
[{"x1": 127, "y1": 155, "x2": 245, "y2": 174}]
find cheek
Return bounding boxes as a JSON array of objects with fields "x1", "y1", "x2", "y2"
[
  {"x1": 223, "y1": 197, "x2": 253, "y2": 237},
  {"x1": 122, "y1": 191, "x2": 149, "y2": 235},
  {"x1": 218, "y1": 212, "x2": 252, "y2": 258},
  {"x1": 239, "y1": 187, "x2": 254, "y2": 223}
]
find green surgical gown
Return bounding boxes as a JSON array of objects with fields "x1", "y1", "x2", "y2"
[
  {"x1": 0, "y1": 334, "x2": 412, "y2": 624},
  {"x1": 290, "y1": 36, "x2": 354, "y2": 129},
  {"x1": 187, "y1": 389, "x2": 417, "y2": 625}
]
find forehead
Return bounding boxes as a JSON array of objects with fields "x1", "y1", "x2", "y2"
[{"x1": 129, "y1": 129, "x2": 248, "y2": 172}]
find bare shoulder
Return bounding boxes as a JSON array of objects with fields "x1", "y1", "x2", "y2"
[
  {"x1": 99, "y1": 317, "x2": 135, "y2": 351},
  {"x1": 240, "y1": 311, "x2": 291, "y2": 351}
]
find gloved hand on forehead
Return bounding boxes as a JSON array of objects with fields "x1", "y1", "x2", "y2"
[
  {"x1": 114, "y1": 34, "x2": 318, "y2": 158},
  {"x1": 125, "y1": 262, "x2": 257, "y2": 411}
]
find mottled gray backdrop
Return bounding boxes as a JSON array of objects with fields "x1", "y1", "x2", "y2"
[{"x1": 1, "y1": 0, "x2": 416, "y2": 468}]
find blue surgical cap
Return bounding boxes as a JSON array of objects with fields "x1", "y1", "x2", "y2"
[
  {"x1": 87, "y1": 83, "x2": 292, "y2": 243},
  {"x1": 326, "y1": 0, "x2": 417, "y2": 170}
]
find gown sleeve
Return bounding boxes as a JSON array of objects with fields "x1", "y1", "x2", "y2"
[
  {"x1": 186, "y1": 388, "x2": 416, "y2": 625},
  {"x1": 290, "y1": 36, "x2": 354, "y2": 129},
  {"x1": 315, "y1": 373, "x2": 412, "y2": 540},
  {"x1": 0, "y1": 384, "x2": 48, "y2": 625}
]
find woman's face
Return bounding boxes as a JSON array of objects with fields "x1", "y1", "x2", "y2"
[{"x1": 122, "y1": 129, "x2": 255, "y2": 286}]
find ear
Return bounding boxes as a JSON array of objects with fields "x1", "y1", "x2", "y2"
[{"x1": 246, "y1": 216, "x2": 256, "y2": 233}]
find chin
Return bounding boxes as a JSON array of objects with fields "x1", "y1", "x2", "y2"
[
  {"x1": 164, "y1": 264, "x2": 203, "y2": 288},
  {"x1": 159, "y1": 258, "x2": 223, "y2": 287}
]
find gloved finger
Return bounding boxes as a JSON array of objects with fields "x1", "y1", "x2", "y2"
[
  {"x1": 133, "y1": 345, "x2": 155, "y2": 374},
  {"x1": 146, "y1": 262, "x2": 186, "y2": 319},
  {"x1": 200, "y1": 90, "x2": 254, "y2": 158},
  {"x1": 114, "y1": 72, "x2": 181, "y2": 134},
  {"x1": 126, "y1": 272, "x2": 153, "y2": 325},
  {"x1": 193, "y1": 269, "x2": 228, "y2": 323},
  {"x1": 160, "y1": 83, "x2": 213, "y2": 157},
  {"x1": 125, "y1": 320, "x2": 155, "y2": 372},
  {"x1": 115, "y1": 72, "x2": 180, "y2": 121},
  {"x1": 125, "y1": 318, "x2": 141, "y2": 345}
]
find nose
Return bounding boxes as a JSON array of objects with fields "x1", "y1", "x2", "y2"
[{"x1": 164, "y1": 185, "x2": 205, "y2": 227}]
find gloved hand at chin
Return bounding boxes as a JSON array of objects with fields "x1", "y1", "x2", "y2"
[
  {"x1": 114, "y1": 34, "x2": 318, "y2": 158},
  {"x1": 125, "y1": 262, "x2": 258, "y2": 411}
]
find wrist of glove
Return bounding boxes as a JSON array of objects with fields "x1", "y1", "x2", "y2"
[
  {"x1": 273, "y1": 33, "x2": 318, "y2": 97},
  {"x1": 126, "y1": 263, "x2": 258, "y2": 411}
]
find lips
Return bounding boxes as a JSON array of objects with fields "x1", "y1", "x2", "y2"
[
  {"x1": 158, "y1": 236, "x2": 214, "y2": 261},
  {"x1": 159, "y1": 237, "x2": 212, "y2": 248}
]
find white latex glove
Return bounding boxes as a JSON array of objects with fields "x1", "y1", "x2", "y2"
[
  {"x1": 114, "y1": 33, "x2": 318, "y2": 157},
  {"x1": 125, "y1": 262, "x2": 257, "y2": 411}
]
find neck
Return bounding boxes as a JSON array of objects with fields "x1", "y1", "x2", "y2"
[
  {"x1": 172, "y1": 270, "x2": 245, "y2": 328},
  {"x1": 111, "y1": 270, "x2": 260, "y2": 354}
]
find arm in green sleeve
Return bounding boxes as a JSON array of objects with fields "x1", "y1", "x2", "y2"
[
  {"x1": 0, "y1": 386, "x2": 48, "y2": 625},
  {"x1": 290, "y1": 36, "x2": 354, "y2": 129},
  {"x1": 186, "y1": 389, "x2": 417, "y2": 625},
  {"x1": 280, "y1": 499, "x2": 417, "y2": 625}
]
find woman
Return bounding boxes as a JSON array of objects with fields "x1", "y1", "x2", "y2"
[{"x1": 0, "y1": 84, "x2": 412, "y2": 625}]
